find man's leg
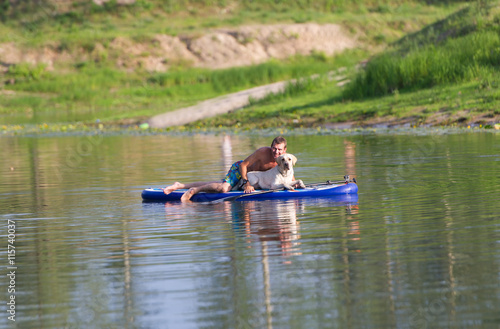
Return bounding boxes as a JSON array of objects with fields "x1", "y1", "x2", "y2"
[
  {"x1": 180, "y1": 182, "x2": 232, "y2": 202},
  {"x1": 163, "y1": 181, "x2": 220, "y2": 195}
]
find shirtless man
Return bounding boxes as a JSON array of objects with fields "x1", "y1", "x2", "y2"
[{"x1": 163, "y1": 136, "x2": 297, "y2": 202}]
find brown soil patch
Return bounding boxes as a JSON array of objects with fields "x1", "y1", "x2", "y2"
[
  {"x1": 189, "y1": 23, "x2": 357, "y2": 69},
  {"x1": 425, "y1": 109, "x2": 500, "y2": 126},
  {"x1": 0, "y1": 23, "x2": 357, "y2": 71},
  {"x1": 357, "y1": 109, "x2": 500, "y2": 128}
]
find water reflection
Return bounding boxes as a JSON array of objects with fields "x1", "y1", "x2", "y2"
[
  {"x1": 158, "y1": 195, "x2": 358, "y2": 260},
  {"x1": 228, "y1": 200, "x2": 302, "y2": 259},
  {"x1": 1, "y1": 132, "x2": 499, "y2": 329},
  {"x1": 222, "y1": 134, "x2": 233, "y2": 172},
  {"x1": 144, "y1": 195, "x2": 358, "y2": 329},
  {"x1": 344, "y1": 139, "x2": 357, "y2": 181},
  {"x1": 227, "y1": 197, "x2": 360, "y2": 329},
  {"x1": 228, "y1": 199, "x2": 303, "y2": 329}
]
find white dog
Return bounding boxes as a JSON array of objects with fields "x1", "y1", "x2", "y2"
[{"x1": 247, "y1": 153, "x2": 306, "y2": 190}]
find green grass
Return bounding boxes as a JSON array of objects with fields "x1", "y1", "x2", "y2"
[
  {"x1": 0, "y1": 0, "x2": 464, "y2": 47},
  {"x1": 343, "y1": 31, "x2": 500, "y2": 99},
  {"x1": 343, "y1": 4, "x2": 500, "y2": 99},
  {"x1": 188, "y1": 77, "x2": 500, "y2": 129},
  {"x1": 1, "y1": 0, "x2": 498, "y2": 129},
  {"x1": 184, "y1": 2, "x2": 500, "y2": 129},
  {"x1": 1, "y1": 52, "x2": 363, "y2": 124}
]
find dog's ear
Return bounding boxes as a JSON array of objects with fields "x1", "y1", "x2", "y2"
[{"x1": 290, "y1": 154, "x2": 297, "y2": 166}]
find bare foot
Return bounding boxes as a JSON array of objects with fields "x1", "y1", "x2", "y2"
[
  {"x1": 180, "y1": 188, "x2": 197, "y2": 202},
  {"x1": 163, "y1": 182, "x2": 184, "y2": 195}
]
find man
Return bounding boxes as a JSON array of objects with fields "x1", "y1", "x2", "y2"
[{"x1": 163, "y1": 136, "x2": 296, "y2": 202}]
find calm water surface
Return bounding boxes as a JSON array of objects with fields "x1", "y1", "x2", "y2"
[{"x1": 0, "y1": 131, "x2": 499, "y2": 329}]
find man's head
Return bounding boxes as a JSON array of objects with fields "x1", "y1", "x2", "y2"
[{"x1": 271, "y1": 136, "x2": 287, "y2": 159}]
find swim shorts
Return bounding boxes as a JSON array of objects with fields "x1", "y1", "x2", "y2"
[{"x1": 222, "y1": 160, "x2": 243, "y2": 187}]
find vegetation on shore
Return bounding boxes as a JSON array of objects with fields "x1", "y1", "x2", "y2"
[
  {"x1": 344, "y1": 4, "x2": 500, "y2": 99},
  {"x1": 1, "y1": 52, "x2": 366, "y2": 125},
  {"x1": 0, "y1": 0, "x2": 465, "y2": 45},
  {"x1": 192, "y1": 1, "x2": 500, "y2": 129},
  {"x1": 1, "y1": 0, "x2": 499, "y2": 131}
]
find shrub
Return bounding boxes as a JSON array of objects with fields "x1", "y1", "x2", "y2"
[{"x1": 7, "y1": 63, "x2": 47, "y2": 81}]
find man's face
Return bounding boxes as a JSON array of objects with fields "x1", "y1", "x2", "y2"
[{"x1": 271, "y1": 143, "x2": 286, "y2": 159}]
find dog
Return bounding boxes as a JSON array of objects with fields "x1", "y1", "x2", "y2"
[{"x1": 247, "y1": 153, "x2": 306, "y2": 190}]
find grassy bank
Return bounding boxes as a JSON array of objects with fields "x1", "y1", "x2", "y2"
[
  {"x1": 1, "y1": 0, "x2": 498, "y2": 129},
  {"x1": 188, "y1": 1, "x2": 500, "y2": 129},
  {"x1": 1, "y1": 0, "x2": 465, "y2": 45},
  {"x1": 1, "y1": 51, "x2": 366, "y2": 124},
  {"x1": 190, "y1": 77, "x2": 500, "y2": 130},
  {"x1": 344, "y1": 4, "x2": 500, "y2": 99}
]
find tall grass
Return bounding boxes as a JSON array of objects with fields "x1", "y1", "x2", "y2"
[
  {"x1": 146, "y1": 55, "x2": 339, "y2": 93},
  {"x1": 343, "y1": 30, "x2": 500, "y2": 99},
  {"x1": 146, "y1": 62, "x2": 287, "y2": 91}
]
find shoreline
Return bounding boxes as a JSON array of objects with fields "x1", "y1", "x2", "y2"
[{"x1": 2, "y1": 121, "x2": 499, "y2": 137}]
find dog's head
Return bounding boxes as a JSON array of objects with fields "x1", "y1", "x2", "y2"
[{"x1": 277, "y1": 153, "x2": 297, "y2": 172}]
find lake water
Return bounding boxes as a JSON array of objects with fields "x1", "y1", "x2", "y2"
[{"x1": 0, "y1": 130, "x2": 499, "y2": 329}]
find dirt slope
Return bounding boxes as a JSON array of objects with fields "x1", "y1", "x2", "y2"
[{"x1": 0, "y1": 23, "x2": 357, "y2": 71}]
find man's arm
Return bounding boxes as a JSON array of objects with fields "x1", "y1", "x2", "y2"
[
  {"x1": 239, "y1": 162, "x2": 254, "y2": 193},
  {"x1": 239, "y1": 147, "x2": 267, "y2": 193}
]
